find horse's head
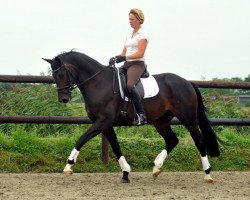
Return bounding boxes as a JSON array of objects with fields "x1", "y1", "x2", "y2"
[{"x1": 43, "y1": 57, "x2": 72, "y2": 103}]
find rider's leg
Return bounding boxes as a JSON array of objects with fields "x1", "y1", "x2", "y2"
[
  {"x1": 127, "y1": 64, "x2": 147, "y2": 125},
  {"x1": 128, "y1": 86, "x2": 147, "y2": 125}
]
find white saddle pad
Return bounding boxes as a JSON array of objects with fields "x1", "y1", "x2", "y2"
[{"x1": 140, "y1": 75, "x2": 159, "y2": 98}]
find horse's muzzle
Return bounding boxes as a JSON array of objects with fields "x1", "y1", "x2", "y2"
[
  {"x1": 59, "y1": 95, "x2": 70, "y2": 103},
  {"x1": 59, "y1": 98, "x2": 69, "y2": 103}
]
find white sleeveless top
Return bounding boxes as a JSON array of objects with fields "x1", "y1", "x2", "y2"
[{"x1": 124, "y1": 27, "x2": 149, "y2": 62}]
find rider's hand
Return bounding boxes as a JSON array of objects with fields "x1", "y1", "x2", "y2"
[
  {"x1": 115, "y1": 55, "x2": 127, "y2": 63},
  {"x1": 109, "y1": 57, "x2": 115, "y2": 66}
]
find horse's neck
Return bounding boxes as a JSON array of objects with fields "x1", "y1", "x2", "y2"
[
  {"x1": 74, "y1": 58, "x2": 109, "y2": 91},
  {"x1": 78, "y1": 67, "x2": 113, "y2": 112},
  {"x1": 65, "y1": 54, "x2": 113, "y2": 106},
  {"x1": 66, "y1": 56, "x2": 103, "y2": 83}
]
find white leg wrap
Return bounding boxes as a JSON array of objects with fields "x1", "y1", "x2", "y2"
[
  {"x1": 154, "y1": 149, "x2": 168, "y2": 168},
  {"x1": 68, "y1": 148, "x2": 79, "y2": 163},
  {"x1": 201, "y1": 155, "x2": 211, "y2": 171},
  {"x1": 118, "y1": 156, "x2": 131, "y2": 172}
]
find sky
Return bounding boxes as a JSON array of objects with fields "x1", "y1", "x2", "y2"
[{"x1": 0, "y1": 0, "x2": 249, "y2": 80}]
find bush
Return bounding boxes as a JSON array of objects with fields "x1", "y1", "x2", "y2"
[{"x1": 0, "y1": 83, "x2": 87, "y2": 136}]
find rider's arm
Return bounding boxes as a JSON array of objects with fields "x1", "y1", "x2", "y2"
[{"x1": 126, "y1": 39, "x2": 147, "y2": 60}]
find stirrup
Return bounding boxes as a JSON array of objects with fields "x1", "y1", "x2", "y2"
[{"x1": 133, "y1": 113, "x2": 147, "y2": 126}]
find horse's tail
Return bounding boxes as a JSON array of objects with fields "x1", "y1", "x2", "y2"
[{"x1": 191, "y1": 82, "x2": 220, "y2": 157}]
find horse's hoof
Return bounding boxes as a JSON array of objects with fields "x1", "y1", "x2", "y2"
[
  {"x1": 204, "y1": 174, "x2": 214, "y2": 183},
  {"x1": 121, "y1": 178, "x2": 130, "y2": 183},
  {"x1": 153, "y1": 166, "x2": 162, "y2": 179},
  {"x1": 63, "y1": 170, "x2": 73, "y2": 176}
]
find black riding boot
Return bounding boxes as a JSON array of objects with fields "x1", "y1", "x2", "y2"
[{"x1": 129, "y1": 86, "x2": 147, "y2": 125}]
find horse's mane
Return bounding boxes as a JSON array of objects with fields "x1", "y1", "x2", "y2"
[{"x1": 56, "y1": 50, "x2": 105, "y2": 67}]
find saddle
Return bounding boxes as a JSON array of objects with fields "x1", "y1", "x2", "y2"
[
  {"x1": 119, "y1": 67, "x2": 149, "y2": 99},
  {"x1": 112, "y1": 66, "x2": 159, "y2": 119},
  {"x1": 115, "y1": 67, "x2": 159, "y2": 100}
]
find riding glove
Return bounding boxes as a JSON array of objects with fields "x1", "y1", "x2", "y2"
[
  {"x1": 115, "y1": 55, "x2": 127, "y2": 63},
  {"x1": 109, "y1": 57, "x2": 115, "y2": 66}
]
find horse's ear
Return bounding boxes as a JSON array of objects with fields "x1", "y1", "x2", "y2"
[
  {"x1": 55, "y1": 57, "x2": 61, "y2": 64},
  {"x1": 42, "y1": 58, "x2": 52, "y2": 64}
]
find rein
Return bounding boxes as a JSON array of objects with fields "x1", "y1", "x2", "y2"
[
  {"x1": 76, "y1": 67, "x2": 105, "y2": 88},
  {"x1": 53, "y1": 64, "x2": 105, "y2": 92}
]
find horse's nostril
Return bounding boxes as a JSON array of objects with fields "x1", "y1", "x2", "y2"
[
  {"x1": 62, "y1": 99, "x2": 68, "y2": 103},
  {"x1": 60, "y1": 98, "x2": 69, "y2": 103}
]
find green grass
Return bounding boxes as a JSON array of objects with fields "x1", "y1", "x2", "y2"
[{"x1": 0, "y1": 125, "x2": 249, "y2": 173}]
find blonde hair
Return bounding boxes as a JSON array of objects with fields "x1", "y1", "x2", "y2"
[{"x1": 129, "y1": 8, "x2": 144, "y2": 24}]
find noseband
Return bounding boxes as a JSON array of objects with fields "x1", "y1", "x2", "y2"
[{"x1": 52, "y1": 64, "x2": 105, "y2": 94}]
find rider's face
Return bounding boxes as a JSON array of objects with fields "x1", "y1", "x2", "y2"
[{"x1": 129, "y1": 13, "x2": 140, "y2": 29}]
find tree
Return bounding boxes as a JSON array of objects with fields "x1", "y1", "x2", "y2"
[{"x1": 244, "y1": 74, "x2": 250, "y2": 82}]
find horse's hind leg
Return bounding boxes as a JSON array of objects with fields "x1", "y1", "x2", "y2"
[
  {"x1": 102, "y1": 127, "x2": 131, "y2": 183},
  {"x1": 152, "y1": 117, "x2": 179, "y2": 178},
  {"x1": 185, "y1": 123, "x2": 214, "y2": 183}
]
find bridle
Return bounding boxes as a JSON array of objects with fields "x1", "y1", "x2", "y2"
[
  {"x1": 52, "y1": 65, "x2": 74, "y2": 95},
  {"x1": 52, "y1": 64, "x2": 105, "y2": 94}
]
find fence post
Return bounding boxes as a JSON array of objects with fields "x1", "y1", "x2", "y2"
[{"x1": 101, "y1": 134, "x2": 109, "y2": 164}]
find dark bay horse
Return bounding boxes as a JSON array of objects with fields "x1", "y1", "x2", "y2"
[{"x1": 43, "y1": 51, "x2": 220, "y2": 183}]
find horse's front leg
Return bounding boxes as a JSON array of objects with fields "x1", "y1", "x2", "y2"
[
  {"x1": 103, "y1": 127, "x2": 131, "y2": 183},
  {"x1": 63, "y1": 148, "x2": 79, "y2": 175},
  {"x1": 152, "y1": 123, "x2": 179, "y2": 179},
  {"x1": 63, "y1": 121, "x2": 104, "y2": 176}
]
